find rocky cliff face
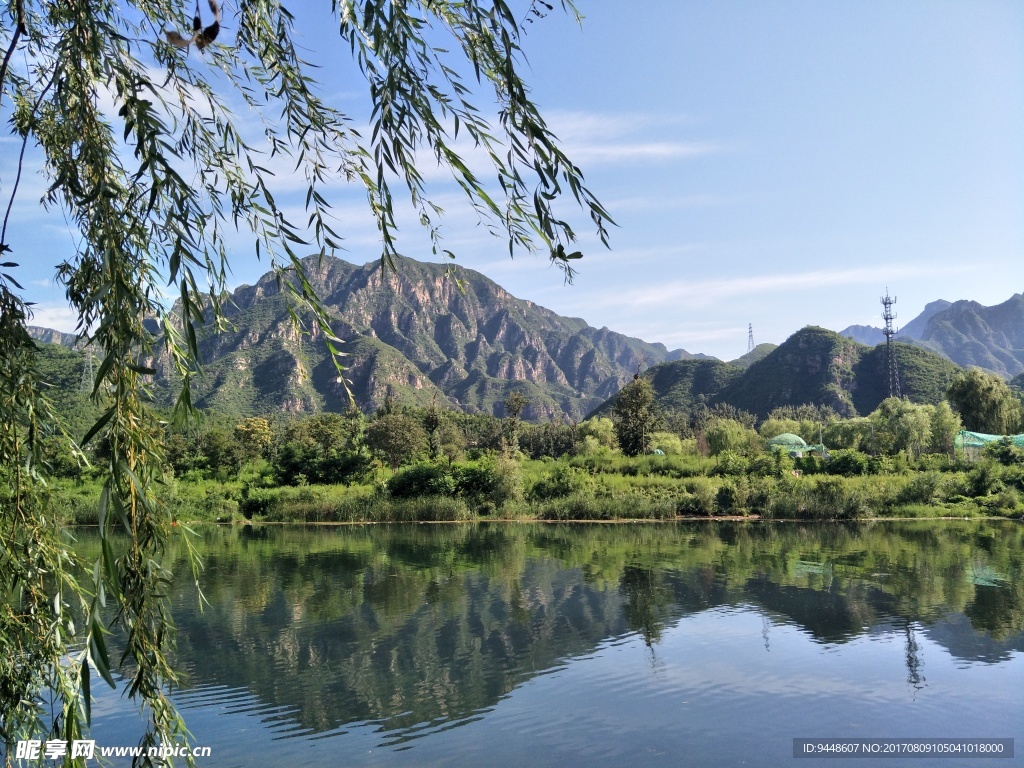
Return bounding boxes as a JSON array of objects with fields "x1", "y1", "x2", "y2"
[{"x1": 150, "y1": 255, "x2": 692, "y2": 420}]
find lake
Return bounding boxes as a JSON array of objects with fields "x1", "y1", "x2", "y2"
[{"x1": 80, "y1": 521, "x2": 1023, "y2": 766}]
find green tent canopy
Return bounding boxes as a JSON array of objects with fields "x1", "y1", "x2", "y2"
[
  {"x1": 768, "y1": 433, "x2": 827, "y2": 455},
  {"x1": 768, "y1": 433, "x2": 807, "y2": 449},
  {"x1": 955, "y1": 430, "x2": 1024, "y2": 449}
]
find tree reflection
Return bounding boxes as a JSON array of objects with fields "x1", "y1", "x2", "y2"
[{"x1": 73, "y1": 520, "x2": 1024, "y2": 739}]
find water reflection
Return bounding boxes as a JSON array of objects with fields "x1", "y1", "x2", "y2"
[{"x1": 79, "y1": 521, "x2": 1024, "y2": 764}]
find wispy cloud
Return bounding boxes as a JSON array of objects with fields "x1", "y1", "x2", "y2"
[
  {"x1": 582, "y1": 263, "x2": 975, "y2": 312},
  {"x1": 567, "y1": 141, "x2": 721, "y2": 165},
  {"x1": 542, "y1": 110, "x2": 725, "y2": 167},
  {"x1": 604, "y1": 194, "x2": 737, "y2": 212}
]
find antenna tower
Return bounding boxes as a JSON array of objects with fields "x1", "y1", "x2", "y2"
[
  {"x1": 80, "y1": 348, "x2": 95, "y2": 393},
  {"x1": 747, "y1": 323, "x2": 755, "y2": 354},
  {"x1": 881, "y1": 289, "x2": 901, "y2": 398}
]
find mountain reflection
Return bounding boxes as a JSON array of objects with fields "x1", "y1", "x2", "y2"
[{"x1": 78, "y1": 520, "x2": 1024, "y2": 740}]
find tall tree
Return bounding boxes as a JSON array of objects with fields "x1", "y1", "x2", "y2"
[
  {"x1": 366, "y1": 412, "x2": 428, "y2": 471},
  {"x1": 928, "y1": 401, "x2": 962, "y2": 457},
  {"x1": 501, "y1": 390, "x2": 529, "y2": 454},
  {"x1": 613, "y1": 379, "x2": 661, "y2": 457},
  {"x1": 870, "y1": 398, "x2": 933, "y2": 457},
  {"x1": 947, "y1": 369, "x2": 1022, "y2": 435},
  {"x1": 0, "y1": 0, "x2": 609, "y2": 756}
]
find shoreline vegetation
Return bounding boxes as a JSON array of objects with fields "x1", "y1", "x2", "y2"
[
  {"x1": 52, "y1": 450, "x2": 1024, "y2": 527},
  {"x1": 46, "y1": 391, "x2": 1024, "y2": 528}
]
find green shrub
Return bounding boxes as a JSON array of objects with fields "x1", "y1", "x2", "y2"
[
  {"x1": 453, "y1": 458, "x2": 523, "y2": 510},
  {"x1": 747, "y1": 451, "x2": 793, "y2": 479},
  {"x1": 1001, "y1": 465, "x2": 1024, "y2": 493},
  {"x1": 796, "y1": 455, "x2": 824, "y2": 475},
  {"x1": 383, "y1": 496, "x2": 473, "y2": 522},
  {"x1": 240, "y1": 485, "x2": 279, "y2": 518},
  {"x1": 868, "y1": 454, "x2": 895, "y2": 475},
  {"x1": 985, "y1": 438, "x2": 1024, "y2": 467},
  {"x1": 968, "y1": 461, "x2": 1003, "y2": 497},
  {"x1": 715, "y1": 477, "x2": 749, "y2": 515},
  {"x1": 897, "y1": 471, "x2": 948, "y2": 505},
  {"x1": 826, "y1": 449, "x2": 868, "y2": 477},
  {"x1": 388, "y1": 464, "x2": 457, "y2": 498},
  {"x1": 806, "y1": 478, "x2": 866, "y2": 520},
  {"x1": 531, "y1": 464, "x2": 593, "y2": 500},
  {"x1": 536, "y1": 493, "x2": 675, "y2": 521},
  {"x1": 678, "y1": 478, "x2": 716, "y2": 516},
  {"x1": 747, "y1": 476, "x2": 777, "y2": 516},
  {"x1": 711, "y1": 451, "x2": 748, "y2": 477}
]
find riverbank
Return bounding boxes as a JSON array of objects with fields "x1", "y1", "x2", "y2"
[{"x1": 52, "y1": 453, "x2": 1024, "y2": 525}]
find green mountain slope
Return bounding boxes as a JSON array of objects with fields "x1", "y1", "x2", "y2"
[
  {"x1": 715, "y1": 327, "x2": 862, "y2": 418},
  {"x1": 587, "y1": 358, "x2": 744, "y2": 420},
  {"x1": 590, "y1": 327, "x2": 965, "y2": 422},
  {"x1": 716, "y1": 329, "x2": 963, "y2": 419},
  {"x1": 728, "y1": 343, "x2": 777, "y2": 370},
  {"x1": 850, "y1": 343, "x2": 962, "y2": 414}
]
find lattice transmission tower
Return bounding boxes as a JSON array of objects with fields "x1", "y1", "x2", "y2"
[
  {"x1": 747, "y1": 323, "x2": 755, "y2": 354},
  {"x1": 881, "y1": 289, "x2": 901, "y2": 399},
  {"x1": 79, "y1": 348, "x2": 96, "y2": 393}
]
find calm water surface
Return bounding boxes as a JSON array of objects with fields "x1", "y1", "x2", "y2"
[{"x1": 81, "y1": 521, "x2": 1024, "y2": 767}]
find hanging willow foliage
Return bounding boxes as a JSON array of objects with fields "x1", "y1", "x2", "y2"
[{"x1": 0, "y1": 0, "x2": 610, "y2": 764}]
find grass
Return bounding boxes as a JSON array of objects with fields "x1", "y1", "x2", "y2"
[{"x1": 49, "y1": 454, "x2": 1024, "y2": 526}]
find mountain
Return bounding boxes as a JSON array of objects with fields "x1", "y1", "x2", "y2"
[
  {"x1": 26, "y1": 259, "x2": 980, "y2": 425},
  {"x1": 137, "y1": 254, "x2": 697, "y2": 421},
  {"x1": 901, "y1": 299, "x2": 954, "y2": 339},
  {"x1": 838, "y1": 324, "x2": 885, "y2": 346},
  {"x1": 914, "y1": 295, "x2": 1024, "y2": 379},
  {"x1": 587, "y1": 358, "x2": 745, "y2": 421},
  {"x1": 839, "y1": 299, "x2": 952, "y2": 345},
  {"x1": 592, "y1": 327, "x2": 963, "y2": 421},
  {"x1": 727, "y1": 343, "x2": 776, "y2": 370},
  {"x1": 27, "y1": 325, "x2": 79, "y2": 348},
  {"x1": 839, "y1": 296, "x2": 1024, "y2": 379},
  {"x1": 714, "y1": 327, "x2": 864, "y2": 417},
  {"x1": 849, "y1": 342, "x2": 964, "y2": 415}
]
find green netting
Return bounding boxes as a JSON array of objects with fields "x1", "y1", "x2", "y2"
[
  {"x1": 768, "y1": 433, "x2": 807, "y2": 447},
  {"x1": 954, "y1": 430, "x2": 1024, "y2": 449},
  {"x1": 768, "y1": 433, "x2": 826, "y2": 454}
]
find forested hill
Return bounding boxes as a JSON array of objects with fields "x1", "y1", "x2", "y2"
[
  {"x1": 591, "y1": 327, "x2": 963, "y2": 421},
  {"x1": 124, "y1": 254, "x2": 696, "y2": 421}
]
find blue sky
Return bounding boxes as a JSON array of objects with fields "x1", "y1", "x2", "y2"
[{"x1": 5, "y1": 1, "x2": 1023, "y2": 360}]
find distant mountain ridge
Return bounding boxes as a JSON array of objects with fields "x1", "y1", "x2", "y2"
[
  {"x1": 915, "y1": 295, "x2": 1024, "y2": 378},
  {"x1": 137, "y1": 255, "x2": 701, "y2": 421},
  {"x1": 29, "y1": 261, "x2": 1011, "y2": 423},
  {"x1": 839, "y1": 296, "x2": 1022, "y2": 378},
  {"x1": 591, "y1": 327, "x2": 963, "y2": 421},
  {"x1": 27, "y1": 326, "x2": 80, "y2": 348},
  {"x1": 839, "y1": 299, "x2": 953, "y2": 345}
]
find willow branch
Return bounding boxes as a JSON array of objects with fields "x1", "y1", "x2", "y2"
[{"x1": 0, "y1": 1, "x2": 26, "y2": 100}]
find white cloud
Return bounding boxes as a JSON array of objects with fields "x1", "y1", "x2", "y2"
[
  {"x1": 542, "y1": 110, "x2": 725, "y2": 166},
  {"x1": 28, "y1": 303, "x2": 80, "y2": 333},
  {"x1": 581, "y1": 263, "x2": 975, "y2": 312},
  {"x1": 566, "y1": 140, "x2": 721, "y2": 165},
  {"x1": 604, "y1": 194, "x2": 737, "y2": 212}
]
